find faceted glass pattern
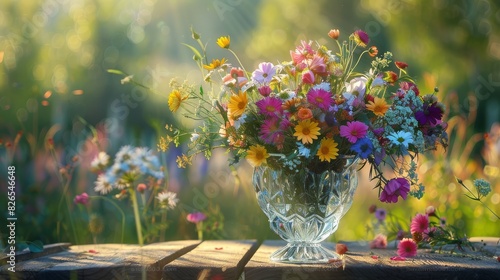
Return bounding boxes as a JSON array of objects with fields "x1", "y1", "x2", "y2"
[{"x1": 253, "y1": 158, "x2": 359, "y2": 263}]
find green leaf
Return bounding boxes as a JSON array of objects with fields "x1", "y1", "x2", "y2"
[
  {"x1": 16, "y1": 242, "x2": 28, "y2": 251},
  {"x1": 107, "y1": 69, "x2": 127, "y2": 76},
  {"x1": 181, "y1": 43, "x2": 203, "y2": 61},
  {"x1": 28, "y1": 240, "x2": 44, "y2": 253}
]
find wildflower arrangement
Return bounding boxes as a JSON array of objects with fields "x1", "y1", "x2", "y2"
[
  {"x1": 161, "y1": 27, "x2": 448, "y2": 203},
  {"x1": 91, "y1": 146, "x2": 177, "y2": 245}
]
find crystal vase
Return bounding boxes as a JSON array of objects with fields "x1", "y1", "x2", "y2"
[{"x1": 252, "y1": 158, "x2": 359, "y2": 263}]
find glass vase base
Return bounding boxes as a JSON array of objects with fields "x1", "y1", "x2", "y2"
[{"x1": 270, "y1": 243, "x2": 340, "y2": 264}]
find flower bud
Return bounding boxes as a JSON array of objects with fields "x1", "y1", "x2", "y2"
[{"x1": 328, "y1": 29, "x2": 340, "y2": 39}]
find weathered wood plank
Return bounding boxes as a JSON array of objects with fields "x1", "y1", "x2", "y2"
[
  {"x1": 0, "y1": 243, "x2": 71, "y2": 263},
  {"x1": 163, "y1": 240, "x2": 259, "y2": 280},
  {"x1": 0, "y1": 240, "x2": 200, "y2": 280},
  {"x1": 244, "y1": 240, "x2": 500, "y2": 280}
]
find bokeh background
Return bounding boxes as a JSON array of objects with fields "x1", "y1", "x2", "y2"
[{"x1": 0, "y1": 0, "x2": 499, "y2": 246}]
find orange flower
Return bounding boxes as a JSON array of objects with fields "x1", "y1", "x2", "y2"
[
  {"x1": 328, "y1": 29, "x2": 340, "y2": 39},
  {"x1": 366, "y1": 97, "x2": 390, "y2": 116},
  {"x1": 369, "y1": 46, "x2": 378, "y2": 57},
  {"x1": 297, "y1": 107, "x2": 313, "y2": 120}
]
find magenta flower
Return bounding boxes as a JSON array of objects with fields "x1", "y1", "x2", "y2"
[
  {"x1": 252, "y1": 62, "x2": 276, "y2": 84},
  {"x1": 259, "y1": 118, "x2": 284, "y2": 145},
  {"x1": 74, "y1": 192, "x2": 89, "y2": 205},
  {"x1": 307, "y1": 88, "x2": 333, "y2": 111},
  {"x1": 258, "y1": 85, "x2": 272, "y2": 97},
  {"x1": 379, "y1": 178, "x2": 410, "y2": 203},
  {"x1": 302, "y1": 69, "x2": 315, "y2": 84},
  {"x1": 369, "y1": 234, "x2": 388, "y2": 249},
  {"x1": 397, "y1": 238, "x2": 417, "y2": 257},
  {"x1": 339, "y1": 121, "x2": 368, "y2": 143},
  {"x1": 353, "y1": 30, "x2": 369, "y2": 47},
  {"x1": 256, "y1": 97, "x2": 283, "y2": 117},
  {"x1": 410, "y1": 213, "x2": 429, "y2": 234},
  {"x1": 187, "y1": 212, "x2": 207, "y2": 223}
]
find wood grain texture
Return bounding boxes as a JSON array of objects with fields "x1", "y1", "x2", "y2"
[
  {"x1": 244, "y1": 240, "x2": 500, "y2": 280},
  {"x1": 163, "y1": 240, "x2": 259, "y2": 280},
  {"x1": 0, "y1": 240, "x2": 200, "y2": 280}
]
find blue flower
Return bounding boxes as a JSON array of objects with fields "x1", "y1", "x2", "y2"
[
  {"x1": 297, "y1": 142, "x2": 311, "y2": 158},
  {"x1": 350, "y1": 137, "x2": 373, "y2": 159}
]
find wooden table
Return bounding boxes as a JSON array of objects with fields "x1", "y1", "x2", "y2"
[{"x1": 1, "y1": 238, "x2": 499, "y2": 279}]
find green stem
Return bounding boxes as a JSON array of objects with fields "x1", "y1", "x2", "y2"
[
  {"x1": 480, "y1": 201, "x2": 500, "y2": 220},
  {"x1": 130, "y1": 188, "x2": 144, "y2": 246},
  {"x1": 196, "y1": 222, "x2": 204, "y2": 240}
]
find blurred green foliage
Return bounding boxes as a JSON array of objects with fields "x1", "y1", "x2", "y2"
[{"x1": 0, "y1": 0, "x2": 498, "y2": 246}]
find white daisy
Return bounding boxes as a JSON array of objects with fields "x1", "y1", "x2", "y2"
[{"x1": 387, "y1": 131, "x2": 414, "y2": 148}]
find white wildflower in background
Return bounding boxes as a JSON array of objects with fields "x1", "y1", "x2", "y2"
[
  {"x1": 94, "y1": 173, "x2": 114, "y2": 194},
  {"x1": 90, "y1": 151, "x2": 110, "y2": 170},
  {"x1": 157, "y1": 191, "x2": 179, "y2": 209}
]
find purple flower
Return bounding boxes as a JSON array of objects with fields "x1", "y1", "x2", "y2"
[
  {"x1": 74, "y1": 192, "x2": 89, "y2": 205},
  {"x1": 375, "y1": 208, "x2": 386, "y2": 221},
  {"x1": 353, "y1": 30, "x2": 369, "y2": 47},
  {"x1": 187, "y1": 212, "x2": 207, "y2": 223},
  {"x1": 415, "y1": 103, "x2": 443, "y2": 126},
  {"x1": 379, "y1": 178, "x2": 410, "y2": 203},
  {"x1": 350, "y1": 137, "x2": 373, "y2": 159}
]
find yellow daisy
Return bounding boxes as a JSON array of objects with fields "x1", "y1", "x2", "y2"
[
  {"x1": 168, "y1": 90, "x2": 187, "y2": 112},
  {"x1": 316, "y1": 138, "x2": 339, "y2": 162},
  {"x1": 203, "y1": 58, "x2": 227, "y2": 70},
  {"x1": 227, "y1": 91, "x2": 248, "y2": 119},
  {"x1": 293, "y1": 119, "x2": 321, "y2": 144},
  {"x1": 216, "y1": 36, "x2": 230, "y2": 49},
  {"x1": 366, "y1": 97, "x2": 390, "y2": 117},
  {"x1": 246, "y1": 145, "x2": 269, "y2": 167}
]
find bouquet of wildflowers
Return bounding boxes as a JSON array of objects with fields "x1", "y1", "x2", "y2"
[{"x1": 159, "y1": 27, "x2": 448, "y2": 204}]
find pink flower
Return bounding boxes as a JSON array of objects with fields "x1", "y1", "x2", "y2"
[
  {"x1": 308, "y1": 55, "x2": 327, "y2": 76},
  {"x1": 222, "y1": 67, "x2": 247, "y2": 87},
  {"x1": 252, "y1": 62, "x2": 276, "y2": 84},
  {"x1": 74, "y1": 192, "x2": 89, "y2": 205},
  {"x1": 259, "y1": 118, "x2": 285, "y2": 145},
  {"x1": 340, "y1": 121, "x2": 368, "y2": 143},
  {"x1": 425, "y1": 206, "x2": 436, "y2": 217},
  {"x1": 307, "y1": 88, "x2": 333, "y2": 111},
  {"x1": 290, "y1": 40, "x2": 314, "y2": 65},
  {"x1": 258, "y1": 85, "x2": 272, "y2": 97},
  {"x1": 137, "y1": 183, "x2": 147, "y2": 193},
  {"x1": 301, "y1": 70, "x2": 315, "y2": 84},
  {"x1": 410, "y1": 213, "x2": 429, "y2": 234},
  {"x1": 256, "y1": 97, "x2": 283, "y2": 117},
  {"x1": 369, "y1": 234, "x2": 388, "y2": 249},
  {"x1": 397, "y1": 238, "x2": 417, "y2": 257},
  {"x1": 379, "y1": 178, "x2": 410, "y2": 203},
  {"x1": 187, "y1": 212, "x2": 207, "y2": 223}
]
